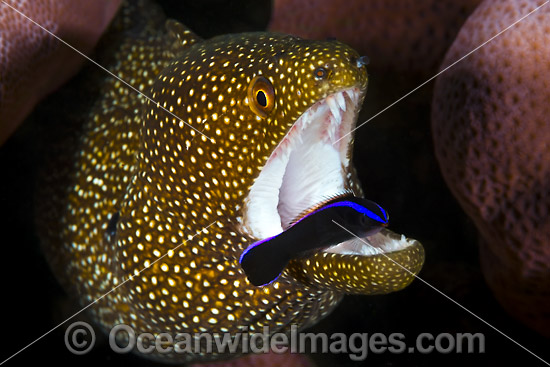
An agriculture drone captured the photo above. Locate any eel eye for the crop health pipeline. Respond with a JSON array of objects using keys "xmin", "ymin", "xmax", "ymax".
[
  {"xmin": 248, "ymin": 76, "xmax": 275, "ymax": 118},
  {"xmin": 314, "ymin": 67, "xmax": 328, "ymax": 79}
]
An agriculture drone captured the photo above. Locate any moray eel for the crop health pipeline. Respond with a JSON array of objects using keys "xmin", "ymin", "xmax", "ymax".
[
  {"xmin": 36, "ymin": 0, "xmax": 424, "ymax": 363},
  {"xmin": 240, "ymin": 195, "xmax": 389, "ymax": 286}
]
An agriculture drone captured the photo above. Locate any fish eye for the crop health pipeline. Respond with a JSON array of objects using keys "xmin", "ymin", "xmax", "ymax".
[
  {"xmin": 247, "ymin": 76, "xmax": 275, "ymax": 118},
  {"xmin": 314, "ymin": 67, "xmax": 328, "ymax": 79}
]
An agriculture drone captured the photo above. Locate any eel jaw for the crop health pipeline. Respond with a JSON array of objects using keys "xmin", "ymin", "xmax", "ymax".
[
  {"xmin": 244, "ymin": 87, "xmax": 362, "ymax": 238},
  {"xmin": 242, "ymin": 86, "xmax": 424, "ymax": 294}
]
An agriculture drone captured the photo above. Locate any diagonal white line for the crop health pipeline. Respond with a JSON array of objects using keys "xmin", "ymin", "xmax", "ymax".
[
  {"xmin": 0, "ymin": 0, "xmax": 214, "ymax": 143},
  {"xmin": 0, "ymin": 220, "xmax": 219, "ymax": 365},
  {"xmin": 333, "ymin": 0, "xmax": 549, "ymax": 145},
  {"xmin": 187, "ymin": 118, "xmax": 208, "ymax": 149},
  {"xmin": 331, "ymin": 220, "xmax": 550, "ymax": 367},
  {"xmin": 1, "ymin": 0, "xmax": 548, "ymax": 365},
  {"xmin": 0, "ymin": 1, "xmax": 219, "ymax": 363}
]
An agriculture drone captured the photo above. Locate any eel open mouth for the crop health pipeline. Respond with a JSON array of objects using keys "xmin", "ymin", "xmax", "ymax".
[{"xmin": 243, "ymin": 87, "xmax": 424, "ymax": 295}]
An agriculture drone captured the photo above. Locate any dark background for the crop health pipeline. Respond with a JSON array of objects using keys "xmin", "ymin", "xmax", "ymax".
[{"xmin": 0, "ymin": 1, "xmax": 548, "ymax": 366}]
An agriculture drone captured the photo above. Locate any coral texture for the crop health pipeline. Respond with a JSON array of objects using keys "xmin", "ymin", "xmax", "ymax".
[
  {"xmin": 0, "ymin": 0, "xmax": 122, "ymax": 144},
  {"xmin": 432, "ymin": 0, "xmax": 550, "ymax": 336},
  {"xmin": 269, "ymin": 0, "xmax": 482, "ymax": 76}
]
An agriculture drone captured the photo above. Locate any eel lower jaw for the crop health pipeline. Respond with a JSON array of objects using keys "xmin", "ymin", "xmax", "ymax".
[{"xmin": 324, "ymin": 228, "xmax": 418, "ymax": 256}]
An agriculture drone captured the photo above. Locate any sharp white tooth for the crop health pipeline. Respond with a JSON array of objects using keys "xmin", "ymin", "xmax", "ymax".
[
  {"xmin": 300, "ymin": 112, "xmax": 309, "ymax": 130},
  {"xmin": 327, "ymin": 97, "xmax": 340, "ymax": 119},
  {"xmin": 336, "ymin": 92, "xmax": 346, "ymax": 111},
  {"xmin": 328, "ymin": 119, "xmax": 335, "ymax": 141},
  {"xmin": 337, "ymin": 105, "xmax": 344, "ymax": 124},
  {"xmin": 346, "ymin": 90, "xmax": 356, "ymax": 104},
  {"xmin": 329, "ymin": 115, "xmax": 336, "ymax": 130}
]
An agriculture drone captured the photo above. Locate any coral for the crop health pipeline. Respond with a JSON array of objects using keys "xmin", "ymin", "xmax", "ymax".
[
  {"xmin": 0, "ymin": 0, "xmax": 122, "ymax": 145},
  {"xmin": 432, "ymin": 0, "xmax": 550, "ymax": 336},
  {"xmin": 269, "ymin": 0, "xmax": 482, "ymax": 76}
]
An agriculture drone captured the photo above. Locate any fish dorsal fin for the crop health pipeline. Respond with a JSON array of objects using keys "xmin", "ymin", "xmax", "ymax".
[
  {"xmin": 287, "ymin": 190, "xmax": 356, "ymax": 228},
  {"xmin": 166, "ymin": 19, "xmax": 202, "ymax": 50}
]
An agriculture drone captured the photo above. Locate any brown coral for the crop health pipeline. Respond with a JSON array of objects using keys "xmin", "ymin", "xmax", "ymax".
[
  {"xmin": 432, "ymin": 0, "xmax": 550, "ymax": 336},
  {"xmin": 269, "ymin": 0, "xmax": 482, "ymax": 76},
  {"xmin": 0, "ymin": 0, "xmax": 122, "ymax": 145}
]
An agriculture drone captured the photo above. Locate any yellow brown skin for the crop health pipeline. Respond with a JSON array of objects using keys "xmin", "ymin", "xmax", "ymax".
[
  {"xmin": 37, "ymin": 1, "xmax": 424, "ymax": 363},
  {"xmin": 289, "ymin": 231, "xmax": 424, "ymax": 295}
]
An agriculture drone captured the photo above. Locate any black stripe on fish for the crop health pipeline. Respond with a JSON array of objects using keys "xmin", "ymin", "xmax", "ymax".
[{"xmin": 239, "ymin": 196, "xmax": 389, "ymax": 286}]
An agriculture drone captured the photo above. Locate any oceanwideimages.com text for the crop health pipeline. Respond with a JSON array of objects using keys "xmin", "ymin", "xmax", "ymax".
[{"xmin": 65, "ymin": 321, "xmax": 485, "ymax": 360}]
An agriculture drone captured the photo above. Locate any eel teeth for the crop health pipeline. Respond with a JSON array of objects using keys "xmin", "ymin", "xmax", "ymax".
[
  {"xmin": 345, "ymin": 89, "xmax": 358, "ymax": 104},
  {"xmin": 327, "ymin": 97, "xmax": 341, "ymax": 121},
  {"xmin": 336, "ymin": 92, "xmax": 347, "ymax": 112},
  {"xmin": 299, "ymin": 110, "xmax": 309, "ymax": 131}
]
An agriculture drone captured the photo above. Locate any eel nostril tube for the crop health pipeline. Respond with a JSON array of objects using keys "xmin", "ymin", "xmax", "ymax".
[{"xmin": 356, "ymin": 55, "xmax": 369, "ymax": 68}]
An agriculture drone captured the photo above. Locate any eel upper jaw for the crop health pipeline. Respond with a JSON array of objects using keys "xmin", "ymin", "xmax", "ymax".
[{"xmin": 243, "ymin": 86, "xmax": 415, "ymax": 257}]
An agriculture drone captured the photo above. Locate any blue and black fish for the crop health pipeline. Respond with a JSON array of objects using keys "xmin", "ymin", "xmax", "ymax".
[{"xmin": 240, "ymin": 196, "xmax": 389, "ymax": 286}]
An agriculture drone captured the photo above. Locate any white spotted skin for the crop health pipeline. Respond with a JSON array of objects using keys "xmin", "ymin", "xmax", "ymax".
[{"xmin": 36, "ymin": 1, "xmax": 368, "ymax": 363}]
